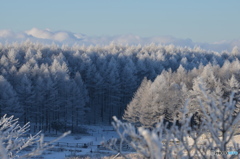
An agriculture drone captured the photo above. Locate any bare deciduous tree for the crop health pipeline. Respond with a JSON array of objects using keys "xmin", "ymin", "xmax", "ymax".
[{"xmin": 0, "ymin": 115, "xmax": 70, "ymax": 159}]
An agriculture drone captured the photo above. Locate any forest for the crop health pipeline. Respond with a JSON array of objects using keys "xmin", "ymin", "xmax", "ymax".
[{"xmin": 0, "ymin": 41, "xmax": 240, "ymax": 133}]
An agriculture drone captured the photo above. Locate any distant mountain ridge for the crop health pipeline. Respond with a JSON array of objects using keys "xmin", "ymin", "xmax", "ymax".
[{"xmin": 0, "ymin": 28, "xmax": 239, "ymax": 52}]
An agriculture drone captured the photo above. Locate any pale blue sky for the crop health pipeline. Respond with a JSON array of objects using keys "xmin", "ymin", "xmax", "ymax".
[{"xmin": 0, "ymin": 0, "xmax": 239, "ymax": 43}]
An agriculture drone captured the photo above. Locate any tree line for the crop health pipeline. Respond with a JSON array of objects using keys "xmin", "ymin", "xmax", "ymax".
[
  {"xmin": 0, "ymin": 42, "xmax": 239, "ymax": 132},
  {"xmin": 124, "ymin": 61, "xmax": 240, "ymax": 128}
]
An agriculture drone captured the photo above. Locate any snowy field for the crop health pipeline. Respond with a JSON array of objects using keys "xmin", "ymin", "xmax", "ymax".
[
  {"xmin": 32, "ymin": 125, "xmax": 122, "ymax": 159},
  {"xmin": 28, "ymin": 126, "xmax": 240, "ymax": 159},
  {"xmin": 37, "ymin": 134, "xmax": 240, "ymax": 159}
]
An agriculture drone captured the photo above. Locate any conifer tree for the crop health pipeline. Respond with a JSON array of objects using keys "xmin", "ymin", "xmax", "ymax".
[
  {"xmin": 123, "ymin": 77, "xmax": 152, "ymax": 126},
  {"xmin": 0, "ymin": 75, "xmax": 22, "ymax": 117},
  {"xmin": 15, "ymin": 74, "xmax": 34, "ymax": 124}
]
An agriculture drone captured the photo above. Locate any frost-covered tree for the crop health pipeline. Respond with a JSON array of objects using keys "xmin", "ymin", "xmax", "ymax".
[
  {"xmin": 49, "ymin": 59, "xmax": 71, "ymax": 130},
  {"xmin": 64, "ymin": 78, "xmax": 88, "ymax": 132},
  {"xmin": 224, "ymin": 74, "xmax": 240, "ymax": 116},
  {"xmin": 124, "ymin": 70, "xmax": 187, "ymax": 128},
  {"xmin": 0, "ymin": 55, "xmax": 10, "ymax": 70},
  {"xmin": 232, "ymin": 46, "xmax": 240, "ymax": 57},
  {"xmin": 0, "ymin": 75, "xmax": 22, "ymax": 117},
  {"xmin": 15, "ymin": 74, "xmax": 34, "ymax": 124},
  {"xmin": 174, "ymin": 64, "xmax": 187, "ymax": 84},
  {"xmin": 151, "ymin": 73, "xmax": 187, "ymax": 125},
  {"xmin": 200, "ymin": 63, "xmax": 217, "ymax": 91},
  {"xmin": 107, "ymin": 89, "xmax": 240, "ymax": 159},
  {"xmin": 42, "ymin": 75, "xmax": 56, "ymax": 132},
  {"xmin": 188, "ymin": 77, "xmax": 211, "ymax": 115},
  {"xmin": 104, "ymin": 57, "xmax": 121, "ymax": 124},
  {"xmin": 224, "ymin": 74, "xmax": 240, "ymax": 94},
  {"xmin": 2, "ymin": 42, "xmax": 240, "ymax": 127},
  {"xmin": 219, "ymin": 60, "xmax": 232, "ymax": 81},
  {"xmin": 120, "ymin": 58, "xmax": 137, "ymax": 116},
  {"xmin": 138, "ymin": 82, "xmax": 156, "ymax": 128},
  {"xmin": 123, "ymin": 77, "xmax": 153, "ymax": 127},
  {"xmin": 74, "ymin": 72, "xmax": 88, "ymax": 125},
  {"xmin": 7, "ymin": 48, "xmax": 20, "ymax": 68},
  {"xmin": 84, "ymin": 61, "xmax": 105, "ymax": 124},
  {"xmin": 0, "ymin": 114, "xmax": 70, "ymax": 159},
  {"xmin": 33, "ymin": 76, "xmax": 45, "ymax": 131}
]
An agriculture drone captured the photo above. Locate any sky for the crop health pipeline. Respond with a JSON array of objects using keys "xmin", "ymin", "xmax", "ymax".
[{"xmin": 0, "ymin": 0, "xmax": 240, "ymax": 43}]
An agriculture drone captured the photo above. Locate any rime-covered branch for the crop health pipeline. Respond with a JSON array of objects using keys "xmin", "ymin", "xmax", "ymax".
[
  {"xmin": 0, "ymin": 115, "xmax": 70, "ymax": 159},
  {"xmin": 108, "ymin": 89, "xmax": 240, "ymax": 159}
]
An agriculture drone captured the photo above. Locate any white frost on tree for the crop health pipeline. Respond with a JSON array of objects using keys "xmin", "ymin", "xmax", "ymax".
[
  {"xmin": 123, "ymin": 77, "xmax": 152, "ymax": 127},
  {"xmin": 0, "ymin": 115, "xmax": 70, "ymax": 159},
  {"xmin": 107, "ymin": 88, "xmax": 240, "ymax": 159}
]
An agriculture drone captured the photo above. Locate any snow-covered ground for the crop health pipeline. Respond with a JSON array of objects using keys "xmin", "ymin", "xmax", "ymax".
[
  {"xmin": 33, "ymin": 125, "xmax": 120, "ymax": 159},
  {"xmin": 28, "ymin": 126, "xmax": 240, "ymax": 159}
]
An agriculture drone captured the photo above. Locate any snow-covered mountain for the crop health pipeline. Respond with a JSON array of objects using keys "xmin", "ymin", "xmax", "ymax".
[{"xmin": 0, "ymin": 28, "xmax": 239, "ymax": 52}]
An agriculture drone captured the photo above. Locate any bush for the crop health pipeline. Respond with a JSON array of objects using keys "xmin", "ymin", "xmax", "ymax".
[
  {"xmin": 106, "ymin": 91, "xmax": 240, "ymax": 159},
  {"xmin": 0, "ymin": 115, "xmax": 70, "ymax": 159}
]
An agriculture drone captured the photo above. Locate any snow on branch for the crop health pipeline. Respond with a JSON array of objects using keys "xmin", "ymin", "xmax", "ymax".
[
  {"xmin": 0, "ymin": 114, "xmax": 70, "ymax": 159},
  {"xmin": 106, "ymin": 89, "xmax": 240, "ymax": 159}
]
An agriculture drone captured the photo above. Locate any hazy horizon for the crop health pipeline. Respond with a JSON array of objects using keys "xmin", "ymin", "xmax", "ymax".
[{"xmin": 1, "ymin": 0, "xmax": 240, "ymax": 43}]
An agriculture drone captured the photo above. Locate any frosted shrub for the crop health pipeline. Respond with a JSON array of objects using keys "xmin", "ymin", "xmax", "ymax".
[
  {"xmin": 0, "ymin": 115, "xmax": 70, "ymax": 159},
  {"xmin": 107, "ymin": 91, "xmax": 240, "ymax": 159}
]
